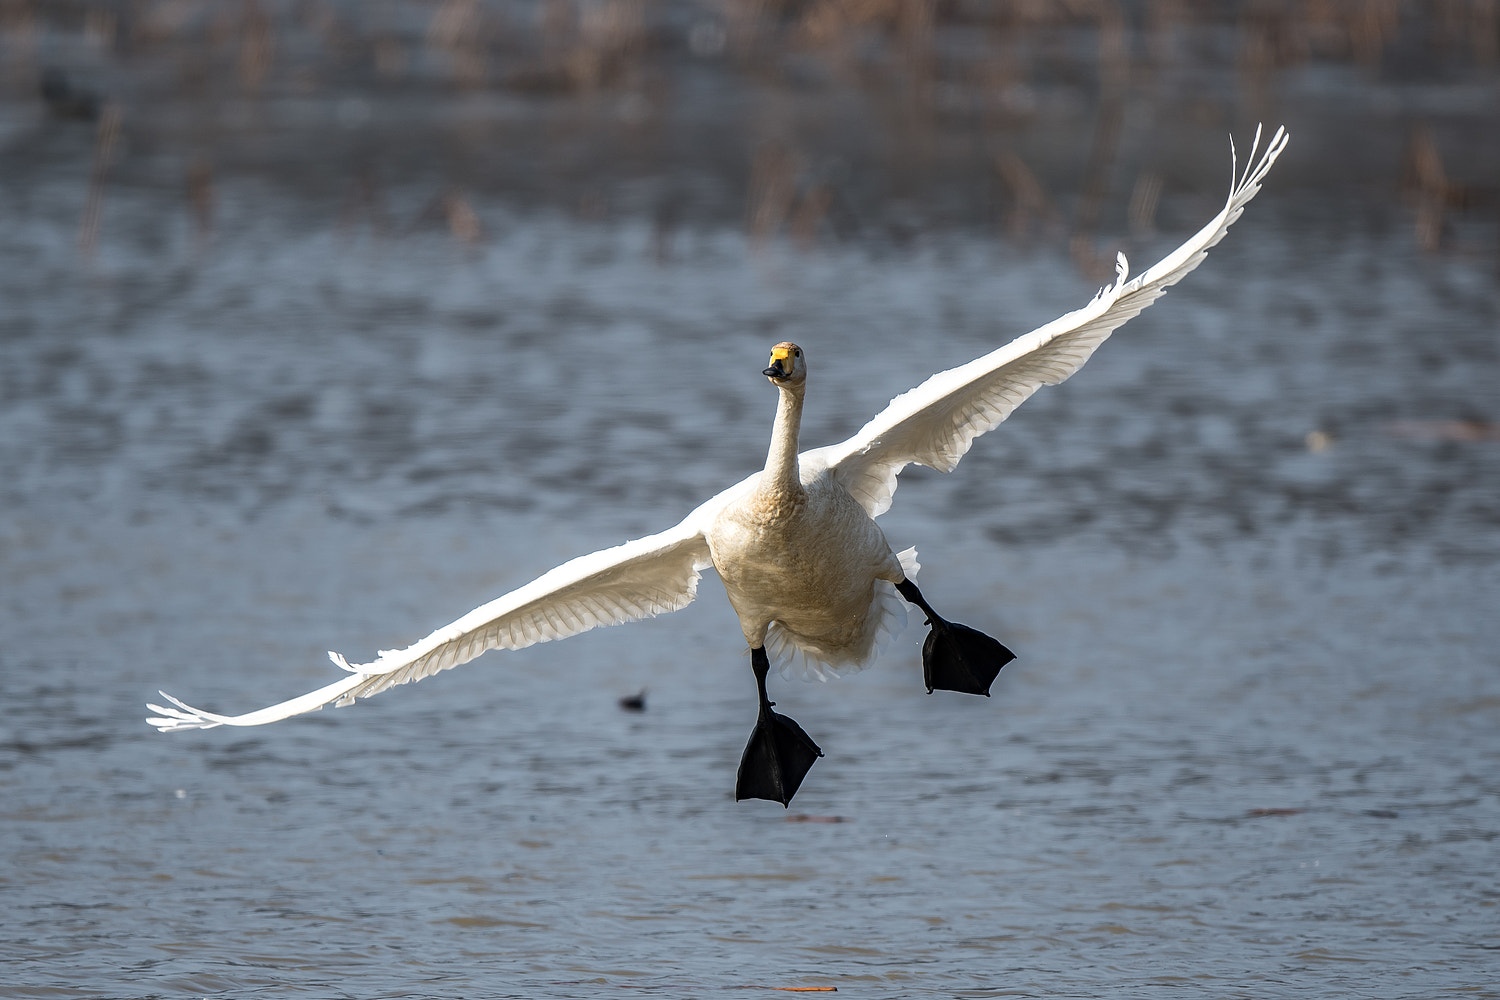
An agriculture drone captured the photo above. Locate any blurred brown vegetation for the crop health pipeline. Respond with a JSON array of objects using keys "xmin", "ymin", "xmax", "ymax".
[{"xmin": 2, "ymin": 0, "xmax": 1496, "ymax": 266}]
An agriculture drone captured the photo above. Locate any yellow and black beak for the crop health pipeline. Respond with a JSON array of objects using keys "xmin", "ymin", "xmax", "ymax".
[{"xmin": 763, "ymin": 347, "xmax": 792, "ymax": 380}]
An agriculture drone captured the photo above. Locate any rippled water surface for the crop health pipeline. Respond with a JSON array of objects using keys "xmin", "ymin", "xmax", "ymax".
[{"xmin": 3, "ymin": 108, "xmax": 1499, "ymax": 1000}]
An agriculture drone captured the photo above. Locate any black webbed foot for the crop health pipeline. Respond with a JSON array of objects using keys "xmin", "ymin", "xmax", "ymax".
[
  {"xmin": 921, "ymin": 620, "xmax": 1015, "ymax": 696},
  {"xmin": 735, "ymin": 646, "xmax": 823, "ymax": 806},
  {"xmin": 736, "ymin": 704, "xmax": 823, "ymax": 806},
  {"xmin": 897, "ymin": 578, "xmax": 1016, "ymax": 696}
]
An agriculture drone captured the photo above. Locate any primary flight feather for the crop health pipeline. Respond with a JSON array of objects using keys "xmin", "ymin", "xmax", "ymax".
[{"xmin": 150, "ymin": 126, "xmax": 1288, "ymax": 804}]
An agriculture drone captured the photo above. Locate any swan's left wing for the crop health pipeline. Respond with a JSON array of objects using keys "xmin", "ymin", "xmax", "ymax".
[
  {"xmin": 804, "ymin": 125, "xmax": 1288, "ymax": 517},
  {"xmin": 147, "ymin": 515, "xmax": 715, "ymax": 731}
]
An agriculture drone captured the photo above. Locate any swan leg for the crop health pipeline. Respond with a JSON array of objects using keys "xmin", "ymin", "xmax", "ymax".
[
  {"xmin": 896, "ymin": 579, "xmax": 1016, "ymax": 696},
  {"xmin": 735, "ymin": 646, "xmax": 823, "ymax": 806}
]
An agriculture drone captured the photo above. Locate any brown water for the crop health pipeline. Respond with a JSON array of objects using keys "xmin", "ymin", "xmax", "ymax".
[{"xmin": 3, "ymin": 8, "xmax": 1499, "ymax": 998}]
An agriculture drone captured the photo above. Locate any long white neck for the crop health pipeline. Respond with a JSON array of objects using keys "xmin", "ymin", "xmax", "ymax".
[{"xmin": 762, "ymin": 384, "xmax": 805, "ymax": 498}]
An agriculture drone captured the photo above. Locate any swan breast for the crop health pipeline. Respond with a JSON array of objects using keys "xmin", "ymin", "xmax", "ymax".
[{"xmin": 707, "ymin": 469, "xmax": 903, "ymax": 654}]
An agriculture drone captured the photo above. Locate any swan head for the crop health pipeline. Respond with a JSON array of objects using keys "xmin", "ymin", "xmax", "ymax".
[{"xmin": 763, "ymin": 342, "xmax": 806, "ymax": 387}]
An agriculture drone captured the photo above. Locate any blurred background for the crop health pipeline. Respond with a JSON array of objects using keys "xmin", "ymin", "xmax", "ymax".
[
  {"xmin": 2, "ymin": 3, "xmax": 1498, "ymax": 998},
  {"xmin": 4, "ymin": 1, "xmax": 1498, "ymax": 260}
]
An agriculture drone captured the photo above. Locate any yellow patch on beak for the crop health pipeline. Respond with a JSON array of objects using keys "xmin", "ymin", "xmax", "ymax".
[{"xmin": 770, "ymin": 347, "xmax": 791, "ymax": 362}]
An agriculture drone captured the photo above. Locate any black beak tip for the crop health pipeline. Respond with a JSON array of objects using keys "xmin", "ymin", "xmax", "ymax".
[{"xmin": 763, "ymin": 365, "xmax": 784, "ymax": 379}]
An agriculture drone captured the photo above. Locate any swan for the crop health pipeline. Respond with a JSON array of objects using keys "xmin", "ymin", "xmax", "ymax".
[{"xmin": 149, "ymin": 125, "xmax": 1288, "ymax": 805}]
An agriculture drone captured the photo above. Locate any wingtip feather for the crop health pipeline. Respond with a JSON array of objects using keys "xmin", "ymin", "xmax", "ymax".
[
  {"xmin": 146, "ymin": 691, "xmax": 225, "ymax": 732},
  {"xmin": 1229, "ymin": 123, "xmax": 1289, "ymax": 205}
]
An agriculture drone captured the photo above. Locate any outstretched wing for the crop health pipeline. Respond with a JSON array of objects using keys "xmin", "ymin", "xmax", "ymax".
[
  {"xmin": 803, "ymin": 125, "xmax": 1289, "ymax": 517},
  {"xmin": 148, "ymin": 516, "xmax": 714, "ymax": 731}
]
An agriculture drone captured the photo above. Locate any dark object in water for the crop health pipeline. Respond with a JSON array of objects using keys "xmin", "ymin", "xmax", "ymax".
[
  {"xmin": 40, "ymin": 69, "xmax": 100, "ymax": 122},
  {"xmin": 618, "ymin": 689, "xmax": 647, "ymax": 712}
]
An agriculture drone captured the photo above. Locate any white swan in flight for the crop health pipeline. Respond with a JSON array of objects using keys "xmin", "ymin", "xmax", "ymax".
[{"xmin": 150, "ymin": 126, "xmax": 1288, "ymax": 805}]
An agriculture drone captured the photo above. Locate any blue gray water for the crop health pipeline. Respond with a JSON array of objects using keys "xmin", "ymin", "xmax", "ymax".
[{"xmin": 3, "ymin": 141, "xmax": 1499, "ymax": 996}]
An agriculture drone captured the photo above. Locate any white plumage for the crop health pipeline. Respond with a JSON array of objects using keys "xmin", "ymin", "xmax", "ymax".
[{"xmin": 148, "ymin": 125, "xmax": 1287, "ymax": 734}]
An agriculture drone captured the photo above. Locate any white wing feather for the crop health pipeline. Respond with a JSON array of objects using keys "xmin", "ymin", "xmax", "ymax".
[
  {"xmin": 803, "ymin": 125, "xmax": 1289, "ymax": 517},
  {"xmin": 147, "ymin": 515, "xmax": 714, "ymax": 731}
]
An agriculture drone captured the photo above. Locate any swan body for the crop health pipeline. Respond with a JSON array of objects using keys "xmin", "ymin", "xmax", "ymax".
[
  {"xmin": 149, "ymin": 126, "xmax": 1289, "ymax": 801},
  {"xmin": 710, "ymin": 470, "xmax": 907, "ymax": 667},
  {"xmin": 708, "ymin": 357, "xmax": 911, "ymax": 673}
]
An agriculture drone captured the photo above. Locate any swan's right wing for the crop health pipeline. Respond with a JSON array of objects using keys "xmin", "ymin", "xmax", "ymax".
[{"xmin": 148, "ymin": 515, "xmax": 715, "ymax": 731}]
